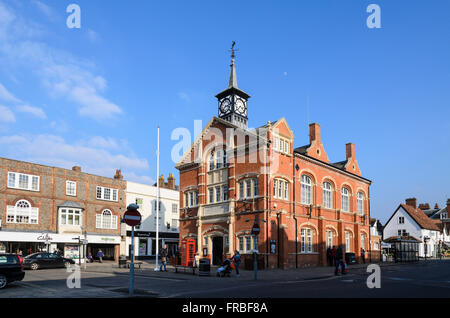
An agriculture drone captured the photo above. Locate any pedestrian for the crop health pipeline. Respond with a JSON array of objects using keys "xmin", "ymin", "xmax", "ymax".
[
  {"xmin": 232, "ymin": 250, "xmax": 241, "ymax": 277},
  {"xmin": 160, "ymin": 244, "xmax": 168, "ymax": 272},
  {"xmin": 97, "ymin": 249, "xmax": 104, "ymax": 263},
  {"xmin": 326, "ymin": 247, "xmax": 332, "ymax": 266},
  {"xmin": 87, "ymin": 253, "xmax": 94, "ymax": 263},
  {"xmin": 331, "ymin": 246, "xmax": 336, "ymax": 266},
  {"xmin": 361, "ymin": 248, "xmax": 366, "ymax": 264},
  {"xmin": 334, "ymin": 245, "xmax": 346, "ymax": 276}
]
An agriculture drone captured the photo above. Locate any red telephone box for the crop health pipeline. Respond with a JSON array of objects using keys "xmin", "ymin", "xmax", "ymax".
[{"xmin": 180, "ymin": 238, "xmax": 195, "ymax": 267}]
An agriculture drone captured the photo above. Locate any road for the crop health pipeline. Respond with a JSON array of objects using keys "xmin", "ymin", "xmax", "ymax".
[{"xmin": 1, "ymin": 260, "xmax": 449, "ymax": 298}]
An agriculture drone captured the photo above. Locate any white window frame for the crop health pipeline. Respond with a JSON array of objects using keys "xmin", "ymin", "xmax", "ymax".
[
  {"xmin": 7, "ymin": 172, "xmax": 40, "ymax": 192},
  {"xmin": 301, "ymin": 228, "xmax": 313, "ymax": 253},
  {"xmin": 209, "ymin": 188, "xmax": 214, "ymax": 204},
  {"xmin": 345, "ymin": 232, "xmax": 351, "ymax": 252},
  {"xmin": 66, "ymin": 180, "xmax": 77, "ymax": 196},
  {"xmin": 301, "ymin": 175, "xmax": 312, "ymax": 205},
  {"xmin": 326, "ymin": 230, "xmax": 333, "ymax": 248},
  {"xmin": 323, "ymin": 182, "xmax": 332, "ymax": 209},
  {"xmin": 6, "ymin": 200, "xmax": 39, "ymax": 224},
  {"xmin": 238, "ymin": 237, "xmax": 244, "ymax": 252},
  {"xmin": 172, "ymin": 203, "xmax": 178, "ymax": 214},
  {"xmin": 245, "ymin": 236, "xmax": 252, "ymax": 252},
  {"xmin": 96, "ymin": 209, "xmax": 117, "ymax": 229},
  {"xmin": 357, "ymin": 192, "xmax": 364, "ymax": 215},
  {"xmin": 341, "ymin": 188, "xmax": 350, "ymax": 212},
  {"xmin": 96, "ymin": 186, "xmax": 118, "ymax": 202},
  {"xmin": 60, "ymin": 208, "xmax": 81, "ymax": 226},
  {"xmin": 398, "ymin": 216, "xmax": 405, "ymax": 224}
]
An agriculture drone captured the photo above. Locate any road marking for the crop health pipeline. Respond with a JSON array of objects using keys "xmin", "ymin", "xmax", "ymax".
[
  {"xmin": 16, "ymin": 281, "xmax": 59, "ymax": 293},
  {"xmin": 388, "ymin": 277, "xmax": 413, "ymax": 281}
]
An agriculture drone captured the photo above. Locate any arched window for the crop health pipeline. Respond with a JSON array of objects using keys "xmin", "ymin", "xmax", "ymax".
[
  {"xmin": 341, "ymin": 187, "xmax": 350, "ymax": 212},
  {"xmin": 345, "ymin": 231, "xmax": 351, "ymax": 252},
  {"xmin": 301, "ymin": 175, "xmax": 312, "ymax": 205},
  {"xmin": 357, "ymin": 192, "xmax": 365, "ymax": 215},
  {"xmin": 96, "ymin": 209, "xmax": 117, "ymax": 229},
  {"xmin": 6, "ymin": 200, "xmax": 39, "ymax": 224},
  {"xmin": 323, "ymin": 182, "xmax": 333, "ymax": 209},
  {"xmin": 301, "ymin": 228, "xmax": 314, "ymax": 253}
]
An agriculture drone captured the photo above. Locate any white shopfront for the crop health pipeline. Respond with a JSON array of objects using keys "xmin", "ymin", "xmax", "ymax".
[{"xmin": 0, "ymin": 230, "xmax": 121, "ymax": 261}]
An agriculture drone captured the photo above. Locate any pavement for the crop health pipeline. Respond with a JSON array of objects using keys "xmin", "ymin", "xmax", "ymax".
[{"xmin": 1, "ymin": 259, "xmax": 449, "ymax": 298}]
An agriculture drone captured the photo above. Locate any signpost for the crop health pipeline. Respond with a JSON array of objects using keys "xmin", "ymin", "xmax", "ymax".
[{"xmin": 124, "ymin": 204, "xmax": 142, "ymax": 297}]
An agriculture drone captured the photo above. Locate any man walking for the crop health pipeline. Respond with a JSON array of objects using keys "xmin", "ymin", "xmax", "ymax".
[
  {"xmin": 97, "ymin": 249, "xmax": 104, "ymax": 263},
  {"xmin": 160, "ymin": 244, "xmax": 168, "ymax": 272},
  {"xmin": 361, "ymin": 248, "xmax": 366, "ymax": 264},
  {"xmin": 232, "ymin": 250, "xmax": 241, "ymax": 278},
  {"xmin": 334, "ymin": 245, "xmax": 346, "ymax": 276}
]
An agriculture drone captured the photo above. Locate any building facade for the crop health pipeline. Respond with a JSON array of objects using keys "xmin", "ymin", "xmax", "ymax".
[
  {"xmin": 383, "ymin": 198, "xmax": 450, "ymax": 258},
  {"xmin": 125, "ymin": 175, "xmax": 180, "ymax": 259},
  {"xmin": 176, "ymin": 51, "xmax": 372, "ymax": 269},
  {"xmin": 0, "ymin": 157, "xmax": 126, "ymax": 261}
]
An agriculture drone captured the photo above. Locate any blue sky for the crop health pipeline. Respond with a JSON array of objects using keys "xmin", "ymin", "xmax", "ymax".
[{"xmin": 0, "ymin": 0, "xmax": 449, "ymax": 223}]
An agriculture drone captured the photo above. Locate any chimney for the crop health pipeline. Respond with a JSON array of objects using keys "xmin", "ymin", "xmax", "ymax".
[
  {"xmin": 447, "ymin": 199, "xmax": 450, "ymax": 213},
  {"xmin": 419, "ymin": 203, "xmax": 430, "ymax": 210},
  {"xmin": 167, "ymin": 173, "xmax": 175, "ymax": 190},
  {"xmin": 309, "ymin": 123, "xmax": 321, "ymax": 144},
  {"xmin": 405, "ymin": 198, "xmax": 417, "ymax": 209},
  {"xmin": 72, "ymin": 166, "xmax": 81, "ymax": 172},
  {"xmin": 158, "ymin": 175, "xmax": 165, "ymax": 188},
  {"xmin": 346, "ymin": 143, "xmax": 355, "ymax": 160},
  {"xmin": 435, "ymin": 203, "xmax": 440, "ymax": 209},
  {"xmin": 114, "ymin": 169, "xmax": 123, "ymax": 180}
]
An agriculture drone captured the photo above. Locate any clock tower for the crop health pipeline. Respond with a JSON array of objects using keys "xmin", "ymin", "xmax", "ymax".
[{"xmin": 216, "ymin": 42, "xmax": 250, "ymax": 129}]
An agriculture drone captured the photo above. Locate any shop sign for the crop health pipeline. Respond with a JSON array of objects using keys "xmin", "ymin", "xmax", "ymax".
[
  {"xmin": 101, "ymin": 237, "xmax": 116, "ymax": 242},
  {"xmin": 37, "ymin": 233, "xmax": 53, "ymax": 242}
]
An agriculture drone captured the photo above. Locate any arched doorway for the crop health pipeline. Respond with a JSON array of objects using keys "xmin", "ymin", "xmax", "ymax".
[{"xmin": 212, "ymin": 236, "xmax": 224, "ymax": 265}]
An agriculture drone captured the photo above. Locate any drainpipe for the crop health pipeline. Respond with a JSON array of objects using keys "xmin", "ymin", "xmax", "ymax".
[
  {"xmin": 265, "ymin": 140, "xmax": 271, "ymax": 269},
  {"xmin": 277, "ymin": 211, "xmax": 281, "ymax": 269}
]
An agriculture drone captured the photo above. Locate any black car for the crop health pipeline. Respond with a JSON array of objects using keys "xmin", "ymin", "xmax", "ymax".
[
  {"xmin": 23, "ymin": 252, "xmax": 75, "ymax": 270},
  {"xmin": 0, "ymin": 254, "xmax": 25, "ymax": 289}
]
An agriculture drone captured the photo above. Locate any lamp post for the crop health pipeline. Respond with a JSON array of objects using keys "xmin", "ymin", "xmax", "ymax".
[
  {"xmin": 424, "ymin": 236, "xmax": 430, "ymax": 261},
  {"xmin": 245, "ymin": 217, "xmax": 266, "ymax": 280}
]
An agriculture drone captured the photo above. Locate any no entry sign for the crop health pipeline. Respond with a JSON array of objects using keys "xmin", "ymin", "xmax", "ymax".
[
  {"xmin": 251, "ymin": 223, "xmax": 260, "ymax": 236},
  {"xmin": 123, "ymin": 209, "xmax": 141, "ymax": 227}
]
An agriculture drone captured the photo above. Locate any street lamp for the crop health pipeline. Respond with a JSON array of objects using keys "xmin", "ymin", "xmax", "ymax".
[
  {"xmin": 245, "ymin": 217, "xmax": 266, "ymax": 280},
  {"xmin": 424, "ymin": 236, "xmax": 430, "ymax": 261}
]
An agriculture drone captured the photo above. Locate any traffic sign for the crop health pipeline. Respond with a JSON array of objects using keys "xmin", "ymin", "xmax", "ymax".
[
  {"xmin": 251, "ymin": 223, "xmax": 260, "ymax": 236},
  {"xmin": 123, "ymin": 209, "xmax": 141, "ymax": 227}
]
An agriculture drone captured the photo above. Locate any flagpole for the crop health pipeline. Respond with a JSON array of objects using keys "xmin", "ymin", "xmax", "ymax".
[{"xmin": 155, "ymin": 126, "xmax": 160, "ymax": 271}]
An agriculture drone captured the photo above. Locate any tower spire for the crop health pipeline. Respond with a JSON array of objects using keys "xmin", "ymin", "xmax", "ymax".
[{"xmin": 228, "ymin": 41, "xmax": 238, "ymax": 88}]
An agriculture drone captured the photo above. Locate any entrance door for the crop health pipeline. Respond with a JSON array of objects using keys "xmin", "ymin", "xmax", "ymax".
[{"xmin": 212, "ymin": 237, "xmax": 223, "ymax": 265}]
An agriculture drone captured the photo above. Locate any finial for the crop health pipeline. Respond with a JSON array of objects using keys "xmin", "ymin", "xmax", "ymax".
[{"xmin": 230, "ymin": 41, "xmax": 238, "ymax": 61}]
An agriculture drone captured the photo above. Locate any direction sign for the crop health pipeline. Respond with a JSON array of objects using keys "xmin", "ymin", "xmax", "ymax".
[
  {"xmin": 251, "ymin": 223, "xmax": 260, "ymax": 236},
  {"xmin": 123, "ymin": 209, "xmax": 141, "ymax": 227}
]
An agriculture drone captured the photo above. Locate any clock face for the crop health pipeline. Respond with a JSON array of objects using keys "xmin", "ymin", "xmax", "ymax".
[
  {"xmin": 235, "ymin": 98, "xmax": 246, "ymax": 116},
  {"xmin": 219, "ymin": 98, "xmax": 232, "ymax": 116}
]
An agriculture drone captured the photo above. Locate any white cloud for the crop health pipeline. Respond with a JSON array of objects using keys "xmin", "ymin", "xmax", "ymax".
[
  {"xmin": 178, "ymin": 92, "xmax": 191, "ymax": 102},
  {"xmin": 31, "ymin": 0, "xmax": 55, "ymax": 19},
  {"xmin": 16, "ymin": 104, "xmax": 46, "ymax": 119},
  {"xmin": 0, "ymin": 134, "xmax": 149, "ymax": 177},
  {"xmin": 0, "ymin": 2, "xmax": 123, "ymax": 121},
  {"xmin": 0, "ymin": 105, "xmax": 15, "ymax": 122},
  {"xmin": 124, "ymin": 172, "xmax": 155, "ymax": 186},
  {"xmin": 0, "ymin": 82, "xmax": 21, "ymax": 103},
  {"xmin": 86, "ymin": 136, "xmax": 120, "ymax": 150}
]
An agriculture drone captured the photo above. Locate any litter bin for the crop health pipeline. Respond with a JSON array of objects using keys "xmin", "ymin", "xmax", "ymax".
[
  {"xmin": 345, "ymin": 253, "xmax": 356, "ymax": 265},
  {"xmin": 118, "ymin": 255, "xmax": 127, "ymax": 268},
  {"xmin": 198, "ymin": 258, "xmax": 210, "ymax": 276}
]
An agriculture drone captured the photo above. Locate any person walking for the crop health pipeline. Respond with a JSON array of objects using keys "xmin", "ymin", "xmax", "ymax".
[
  {"xmin": 97, "ymin": 249, "xmax": 104, "ymax": 263},
  {"xmin": 334, "ymin": 245, "xmax": 346, "ymax": 276},
  {"xmin": 361, "ymin": 248, "xmax": 366, "ymax": 264},
  {"xmin": 232, "ymin": 250, "xmax": 241, "ymax": 278},
  {"xmin": 160, "ymin": 244, "xmax": 168, "ymax": 272},
  {"xmin": 331, "ymin": 246, "xmax": 336, "ymax": 266},
  {"xmin": 326, "ymin": 247, "xmax": 332, "ymax": 266}
]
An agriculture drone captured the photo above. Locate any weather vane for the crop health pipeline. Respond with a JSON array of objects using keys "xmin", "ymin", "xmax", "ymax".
[{"xmin": 230, "ymin": 41, "xmax": 239, "ymax": 60}]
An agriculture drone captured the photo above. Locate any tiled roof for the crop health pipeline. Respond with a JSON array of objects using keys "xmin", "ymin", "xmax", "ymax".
[
  {"xmin": 57, "ymin": 201, "xmax": 83, "ymax": 209},
  {"xmin": 384, "ymin": 235, "xmax": 422, "ymax": 243},
  {"xmin": 331, "ymin": 160, "xmax": 348, "ymax": 170},
  {"xmin": 293, "ymin": 145, "xmax": 310, "ymax": 155},
  {"xmin": 400, "ymin": 204, "xmax": 442, "ymax": 231}
]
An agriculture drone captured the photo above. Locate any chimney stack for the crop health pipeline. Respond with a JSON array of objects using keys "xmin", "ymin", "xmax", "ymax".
[
  {"xmin": 405, "ymin": 198, "xmax": 417, "ymax": 209},
  {"xmin": 435, "ymin": 203, "xmax": 440, "ymax": 209},
  {"xmin": 72, "ymin": 166, "xmax": 81, "ymax": 172},
  {"xmin": 346, "ymin": 143, "xmax": 355, "ymax": 160},
  {"xmin": 167, "ymin": 173, "xmax": 175, "ymax": 190},
  {"xmin": 114, "ymin": 169, "xmax": 123, "ymax": 180},
  {"xmin": 158, "ymin": 175, "xmax": 165, "ymax": 188},
  {"xmin": 419, "ymin": 203, "xmax": 430, "ymax": 210},
  {"xmin": 309, "ymin": 123, "xmax": 321, "ymax": 144},
  {"xmin": 447, "ymin": 199, "xmax": 450, "ymax": 213}
]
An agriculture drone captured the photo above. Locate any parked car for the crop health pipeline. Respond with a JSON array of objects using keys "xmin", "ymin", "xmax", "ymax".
[
  {"xmin": 0, "ymin": 254, "xmax": 25, "ymax": 289},
  {"xmin": 23, "ymin": 252, "xmax": 75, "ymax": 270}
]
